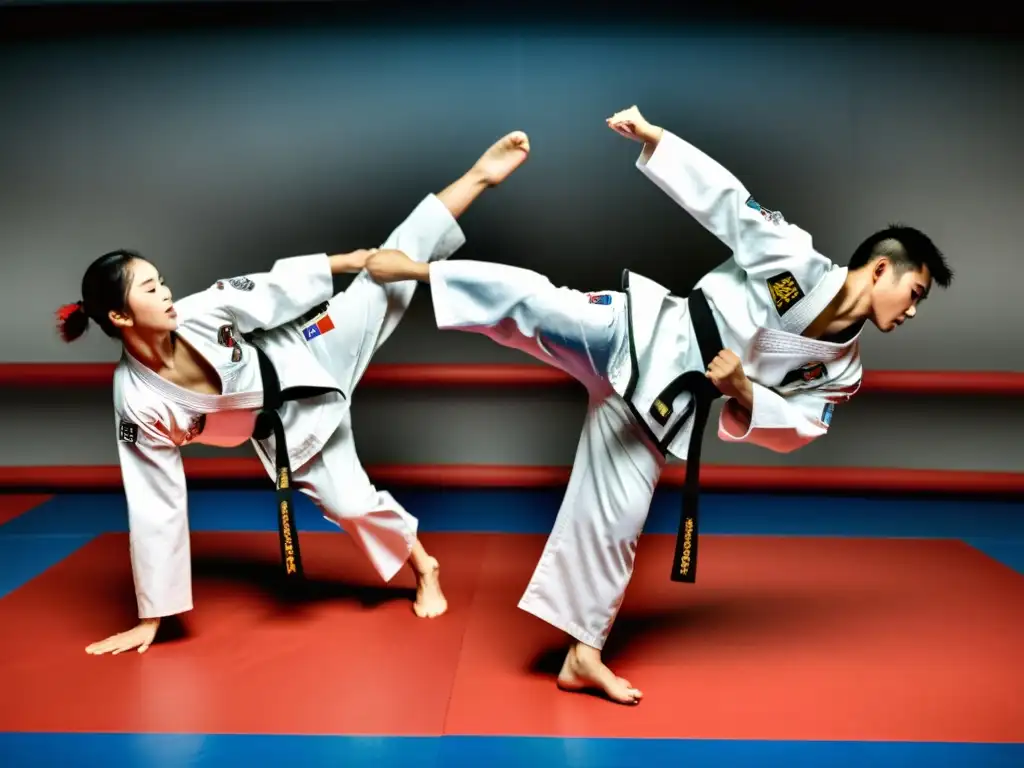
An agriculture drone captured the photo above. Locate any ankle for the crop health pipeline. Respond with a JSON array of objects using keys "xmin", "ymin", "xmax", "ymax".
[{"xmin": 571, "ymin": 642, "xmax": 601, "ymax": 666}]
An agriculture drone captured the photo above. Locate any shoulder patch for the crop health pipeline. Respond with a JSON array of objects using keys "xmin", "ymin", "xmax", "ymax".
[
  {"xmin": 766, "ymin": 270, "xmax": 804, "ymax": 316},
  {"xmin": 228, "ymin": 276, "xmax": 255, "ymax": 291},
  {"xmin": 118, "ymin": 420, "xmax": 138, "ymax": 444},
  {"xmin": 746, "ymin": 195, "xmax": 785, "ymax": 225}
]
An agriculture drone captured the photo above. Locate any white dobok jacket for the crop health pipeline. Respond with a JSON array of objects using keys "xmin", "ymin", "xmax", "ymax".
[
  {"xmin": 608, "ymin": 130, "xmax": 863, "ymax": 460},
  {"xmin": 113, "ymin": 254, "xmax": 343, "ymax": 619}
]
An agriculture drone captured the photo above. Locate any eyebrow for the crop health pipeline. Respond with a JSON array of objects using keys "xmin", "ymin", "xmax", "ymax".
[{"xmin": 138, "ymin": 275, "xmax": 162, "ymax": 288}]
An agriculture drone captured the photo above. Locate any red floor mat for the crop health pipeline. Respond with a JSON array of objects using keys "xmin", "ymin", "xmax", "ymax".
[
  {"xmin": 0, "ymin": 493, "xmax": 51, "ymax": 525},
  {"xmin": 0, "ymin": 531, "xmax": 488, "ymax": 735},
  {"xmin": 1, "ymin": 531, "xmax": 1021, "ymax": 740},
  {"xmin": 443, "ymin": 534, "xmax": 1024, "ymax": 742}
]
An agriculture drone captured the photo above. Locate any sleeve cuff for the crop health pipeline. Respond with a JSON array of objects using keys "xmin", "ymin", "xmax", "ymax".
[
  {"xmin": 635, "ymin": 129, "xmax": 680, "ymax": 176},
  {"xmin": 718, "ymin": 382, "xmax": 791, "ymax": 442}
]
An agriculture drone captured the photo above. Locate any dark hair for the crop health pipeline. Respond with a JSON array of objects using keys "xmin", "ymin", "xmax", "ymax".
[
  {"xmin": 55, "ymin": 249, "xmax": 140, "ymax": 343},
  {"xmin": 847, "ymin": 224, "xmax": 953, "ymax": 288}
]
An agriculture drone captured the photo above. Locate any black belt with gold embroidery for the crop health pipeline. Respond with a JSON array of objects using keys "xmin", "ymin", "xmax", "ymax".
[
  {"xmin": 620, "ymin": 273, "xmax": 724, "ymax": 584},
  {"xmin": 251, "ymin": 342, "xmax": 344, "ymax": 583}
]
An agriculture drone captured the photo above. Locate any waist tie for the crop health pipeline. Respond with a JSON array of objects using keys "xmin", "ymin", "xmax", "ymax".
[
  {"xmin": 251, "ymin": 342, "xmax": 345, "ymax": 582},
  {"xmin": 643, "ymin": 288, "xmax": 725, "ymax": 584}
]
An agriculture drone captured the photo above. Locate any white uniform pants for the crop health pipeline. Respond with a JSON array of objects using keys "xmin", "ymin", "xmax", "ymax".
[
  {"xmin": 430, "ymin": 260, "xmax": 666, "ymax": 649},
  {"xmin": 290, "ymin": 194, "xmax": 465, "ymax": 582}
]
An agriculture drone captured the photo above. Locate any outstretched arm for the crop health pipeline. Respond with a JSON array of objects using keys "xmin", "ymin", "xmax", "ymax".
[
  {"xmin": 607, "ymin": 106, "xmax": 829, "ymax": 286},
  {"xmin": 86, "ymin": 404, "xmax": 191, "ymax": 655}
]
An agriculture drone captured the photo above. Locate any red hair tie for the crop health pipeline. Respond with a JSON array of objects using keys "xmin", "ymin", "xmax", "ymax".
[{"xmin": 56, "ymin": 301, "xmax": 85, "ymax": 342}]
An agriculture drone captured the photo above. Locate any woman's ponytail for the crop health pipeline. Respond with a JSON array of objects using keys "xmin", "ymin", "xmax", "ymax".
[{"xmin": 56, "ymin": 301, "xmax": 90, "ymax": 343}]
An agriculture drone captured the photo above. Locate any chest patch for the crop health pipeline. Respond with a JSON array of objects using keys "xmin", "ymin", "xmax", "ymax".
[
  {"xmin": 118, "ymin": 420, "xmax": 138, "ymax": 444},
  {"xmin": 780, "ymin": 361, "xmax": 828, "ymax": 388},
  {"xmin": 766, "ymin": 270, "xmax": 805, "ymax": 316},
  {"xmin": 218, "ymin": 324, "xmax": 243, "ymax": 362},
  {"xmin": 183, "ymin": 414, "xmax": 206, "ymax": 444}
]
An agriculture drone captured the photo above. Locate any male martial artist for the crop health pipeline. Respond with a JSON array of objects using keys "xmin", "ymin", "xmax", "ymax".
[{"xmin": 365, "ymin": 105, "xmax": 953, "ymax": 704}]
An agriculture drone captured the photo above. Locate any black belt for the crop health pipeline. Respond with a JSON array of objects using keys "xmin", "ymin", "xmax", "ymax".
[
  {"xmin": 251, "ymin": 342, "xmax": 345, "ymax": 582},
  {"xmin": 620, "ymin": 274, "xmax": 724, "ymax": 584}
]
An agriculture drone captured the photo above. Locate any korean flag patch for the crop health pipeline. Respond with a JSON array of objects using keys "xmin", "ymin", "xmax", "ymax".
[
  {"xmin": 228, "ymin": 276, "xmax": 255, "ymax": 291},
  {"xmin": 587, "ymin": 292, "xmax": 612, "ymax": 305},
  {"xmin": 119, "ymin": 420, "xmax": 138, "ymax": 444}
]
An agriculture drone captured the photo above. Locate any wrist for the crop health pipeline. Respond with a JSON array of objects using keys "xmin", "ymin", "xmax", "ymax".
[
  {"xmin": 735, "ymin": 378, "xmax": 755, "ymax": 410},
  {"xmin": 328, "ymin": 251, "xmax": 366, "ymax": 275},
  {"xmin": 640, "ymin": 127, "xmax": 663, "ymax": 161}
]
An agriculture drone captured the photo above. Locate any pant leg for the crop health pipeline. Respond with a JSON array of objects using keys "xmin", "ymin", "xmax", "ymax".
[
  {"xmin": 292, "ymin": 409, "xmax": 418, "ymax": 582},
  {"xmin": 429, "ymin": 259, "xmax": 627, "ymax": 393},
  {"xmin": 303, "ymin": 192, "xmax": 466, "ymax": 395},
  {"xmin": 518, "ymin": 393, "xmax": 665, "ymax": 650}
]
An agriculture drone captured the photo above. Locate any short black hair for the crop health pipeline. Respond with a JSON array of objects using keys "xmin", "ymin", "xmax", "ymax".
[{"xmin": 847, "ymin": 224, "xmax": 953, "ymax": 288}]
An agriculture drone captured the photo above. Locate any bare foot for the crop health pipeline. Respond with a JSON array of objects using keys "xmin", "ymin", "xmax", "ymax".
[
  {"xmin": 473, "ymin": 131, "xmax": 530, "ymax": 186},
  {"xmin": 411, "ymin": 555, "xmax": 448, "ymax": 618},
  {"xmin": 365, "ymin": 249, "xmax": 428, "ymax": 284},
  {"xmin": 556, "ymin": 642, "xmax": 642, "ymax": 705}
]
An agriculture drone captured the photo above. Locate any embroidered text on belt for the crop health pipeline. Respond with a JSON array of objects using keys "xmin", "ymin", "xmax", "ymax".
[
  {"xmin": 621, "ymin": 278, "xmax": 725, "ymax": 584},
  {"xmin": 654, "ymin": 288, "xmax": 724, "ymax": 584},
  {"xmin": 251, "ymin": 343, "xmax": 345, "ymax": 581}
]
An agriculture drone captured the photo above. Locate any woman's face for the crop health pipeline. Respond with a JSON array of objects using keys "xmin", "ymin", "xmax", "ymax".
[{"xmin": 115, "ymin": 258, "xmax": 178, "ymax": 335}]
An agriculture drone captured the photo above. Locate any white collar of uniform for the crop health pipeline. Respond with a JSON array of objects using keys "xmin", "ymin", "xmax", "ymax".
[
  {"xmin": 777, "ymin": 264, "xmax": 849, "ymax": 337},
  {"xmin": 122, "ymin": 329, "xmax": 265, "ymax": 414}
]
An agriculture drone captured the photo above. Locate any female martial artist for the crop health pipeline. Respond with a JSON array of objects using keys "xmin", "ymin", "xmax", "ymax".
[
  {"xmin": 362, "ymin": 106, "xmax": 951, "ymax": 704},
  {"xmin": 59, "ymin": 130, "xmax": 531, "ymax": 656}
]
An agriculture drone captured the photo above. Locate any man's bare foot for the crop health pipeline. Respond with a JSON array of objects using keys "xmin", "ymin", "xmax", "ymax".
[
  {"xmin": 473, "ymin": 131, "xmax": 530, "ymax": 186},
  {"xmin": 408, "ymin": 539, "xmax": 447, "ymax": 618},
  {"xmin": 556, "ymin": 642, "xmax": 642, "ymax": 705},
  {"xmin": 365, "ymin": 249, "xmax": 429, "ymax": 285}
]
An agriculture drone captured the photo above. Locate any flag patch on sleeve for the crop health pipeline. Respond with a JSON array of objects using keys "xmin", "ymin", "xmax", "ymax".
[
  {"xmin": 587, "ymin": 293, "xmax": 612, "ymax": 305},
  {"xmin": 119, "ymin": 420, "xmax": 138, "ymax": 444},
  {"xmin": 302, "ymin": 312, "xmax": 335, "ymax": 341}
]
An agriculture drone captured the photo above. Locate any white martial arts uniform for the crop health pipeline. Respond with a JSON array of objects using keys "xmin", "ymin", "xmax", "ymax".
[
  {"xmin": 428, "ymin": 130, "xmax": 863, "ymax": 649},
  {"xmin": 114, "ymin": 193, "xmax": 465, "ymax": 620}
]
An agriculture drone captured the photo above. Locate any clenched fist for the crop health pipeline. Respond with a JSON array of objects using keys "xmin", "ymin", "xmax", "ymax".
[
  {"xmin": 606, "ymin": 106, "xmax": 664, "ymax": 146},
  {"xmin": 706, "ymin": 349, "xmax": 753, "ymax": 403}
]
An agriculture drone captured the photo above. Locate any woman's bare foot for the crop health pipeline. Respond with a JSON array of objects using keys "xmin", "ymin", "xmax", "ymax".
[
  {"xmin": 408, "ymin": 539, "xmax": 448, "ymax": 618},
  {"xmin": 434, "ymin": 130, "xmax": 531, "ymax": 220},
  {"xmin": 556, "ymin": 642, "xmax": 642, "ymax": 705},
  {"xmin": 472, "ymin": 130, "xmax": 530, "ymax": 186}
]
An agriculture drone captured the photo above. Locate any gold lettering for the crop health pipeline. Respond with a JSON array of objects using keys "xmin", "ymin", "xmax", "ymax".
[
  {"xmin": 770, "ymin": 277, "xmax": 800, "ymax": 308},
  {"xmin": 678, "ymin": 518, "xmax": 694, "ymax": 576},
  {"xmin": 653, "ymin": 399, "xmax": 669, "ymax": 418},
  {"xmin": 278, "ymin": 468, "xmax": 289, "ymax": 490}
]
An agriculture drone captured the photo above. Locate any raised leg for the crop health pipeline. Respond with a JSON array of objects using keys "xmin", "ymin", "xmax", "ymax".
[
  {"xmin": 366, "ymin": 255, "xmax": 628, "ymax": 395},
  {"xmin": 306, "ymin": 131, "xmax": 530, "ymax": 395}
]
